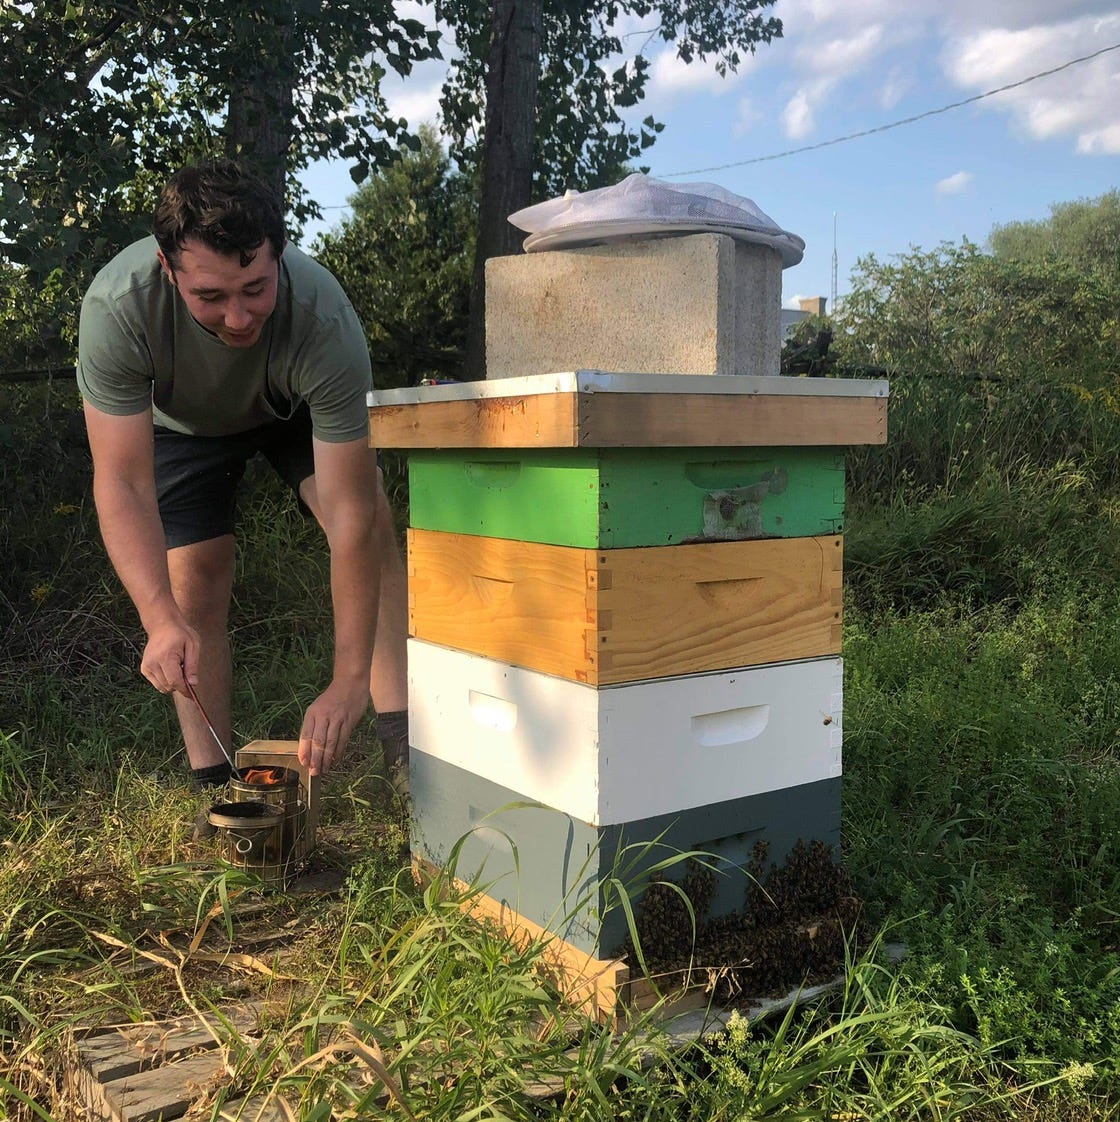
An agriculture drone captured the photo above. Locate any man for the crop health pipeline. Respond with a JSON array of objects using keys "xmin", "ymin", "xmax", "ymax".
[{"xmin": 77, "ymin": 160, "xmax": 409, "ymax": 813}]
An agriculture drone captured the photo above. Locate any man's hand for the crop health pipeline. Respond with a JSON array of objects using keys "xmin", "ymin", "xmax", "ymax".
[
  {"xmin": 140, "ymin": 618, "xmax": 201, "ymax": 695},
  {"xmin": 298, "ymin": 677, "xmax": 370, "ymax": 776}
]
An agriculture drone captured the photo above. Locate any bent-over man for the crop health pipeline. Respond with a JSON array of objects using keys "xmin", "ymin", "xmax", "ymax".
[{"xmin": 77, "ymin": 160, "xmax": 409, "ymax": 820}]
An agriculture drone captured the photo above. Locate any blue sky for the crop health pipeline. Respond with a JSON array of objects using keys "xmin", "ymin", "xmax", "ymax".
[{"xmin": 298, "ymin": 0, "xmax": 1120, "ymax": 310}]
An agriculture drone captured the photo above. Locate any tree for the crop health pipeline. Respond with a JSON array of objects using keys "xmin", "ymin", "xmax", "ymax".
[
  {"xmin": 313, "ymin": 128, "xmax": 475, "ymax": 389},
  {"xmin": 460, "ymin": 0, "xmax": 541, "ymax": 373},
  {"xmin": 831, "ymin": 239, "xmax": 1120, "ymax": 499},
  {"xmin": 989, "ymin": 190, "xmax": 1120, "ymax": 280},
  {"xmin": 0, "ymin": 2, "xmax": 440, "ymax": 279},
  {"xmin": 834, "ymin": 241, "xmax": 1119, "ymax": 387},
  {"xmin": 434, "ymin": 0, "xmax": 783, "ymax": 376},
  {"xmin": 0, "ymin": 2, "xmax": 441, "ymax": 377},
  {"xmin": 0, "ymin": 264, "xmax": 74, "ymax": 377}
]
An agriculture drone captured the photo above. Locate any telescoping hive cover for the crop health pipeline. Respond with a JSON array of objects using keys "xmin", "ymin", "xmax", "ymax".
[{"xmin": 508, "ymin": 173, "xmax": 805, "ymax": 268}]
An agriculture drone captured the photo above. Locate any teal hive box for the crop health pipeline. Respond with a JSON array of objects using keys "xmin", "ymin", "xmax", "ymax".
[{"xmin": 411, "ymin": 749, "xmax": 842, "ymax": 959}]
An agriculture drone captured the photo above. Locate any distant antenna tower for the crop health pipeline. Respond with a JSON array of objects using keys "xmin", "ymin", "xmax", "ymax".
[{"xmin": 830, "ymin": 212, "xmax": 838, "ymax": 313}]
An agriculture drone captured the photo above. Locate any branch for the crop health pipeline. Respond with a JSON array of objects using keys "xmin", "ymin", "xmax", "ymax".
[
  {"xmin": 0, "ymin": 366, "xmax": 77, "ymax": 384},
  {"xmin": 76, "ymin": 10, "xmax": 135, "ymax": 87}
]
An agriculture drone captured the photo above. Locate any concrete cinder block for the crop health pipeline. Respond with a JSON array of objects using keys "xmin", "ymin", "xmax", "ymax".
[{"xmin": 485, "ymin": 233, "xmax": 783, "ymax": 379}]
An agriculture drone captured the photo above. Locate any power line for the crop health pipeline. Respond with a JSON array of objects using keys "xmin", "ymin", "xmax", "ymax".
[{"xmin": 663, "ymin": 40, "xmax": 1120, "ymax": 177}]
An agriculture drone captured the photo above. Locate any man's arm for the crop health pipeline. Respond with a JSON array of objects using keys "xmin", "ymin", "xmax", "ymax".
[
  {"xmin": 83, "ymin": 402, "xmax": 199, "ymax": 694},
  {"xmin": 298, "ymin": 435, "xmax": 380, "ymax": 775}
]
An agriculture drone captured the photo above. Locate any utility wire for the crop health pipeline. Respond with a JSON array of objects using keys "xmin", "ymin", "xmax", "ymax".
[{"xmin": 663, "ymin": 40, "xmax": 1120, "ymax": 177}]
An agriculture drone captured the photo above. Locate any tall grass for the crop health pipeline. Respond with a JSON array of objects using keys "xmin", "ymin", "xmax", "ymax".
[{"xmin": 844, "ymin": 370, "xmax": 1120, "ymax": 506}]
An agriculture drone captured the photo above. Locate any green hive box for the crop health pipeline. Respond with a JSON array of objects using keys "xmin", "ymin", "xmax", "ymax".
[{"xmin": 407, "ymin": 446, "xmax": 844, "ymax": 547}]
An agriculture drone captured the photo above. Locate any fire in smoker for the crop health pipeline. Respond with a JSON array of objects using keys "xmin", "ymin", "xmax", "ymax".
[{"xmin": 242, "ymin": 766, "xmax": 288, "ymax": 785}]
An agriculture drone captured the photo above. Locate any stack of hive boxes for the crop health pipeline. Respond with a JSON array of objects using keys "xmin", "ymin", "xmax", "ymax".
[{"xmin": 368, "ymin": 233, "xmax": 888, "ymax": 1005}]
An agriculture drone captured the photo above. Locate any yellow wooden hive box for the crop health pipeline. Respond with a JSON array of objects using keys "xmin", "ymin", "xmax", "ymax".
[{"xmin": 407, "ymin": 529, "xmax": 843, "ymax": 686}]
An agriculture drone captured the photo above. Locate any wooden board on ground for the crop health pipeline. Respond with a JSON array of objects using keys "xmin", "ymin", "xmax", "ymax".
[
  {"xmin": 413, "ymin": 858, "xmax": 630, "ymax": 1026},
  {"xmin": 66, "ymin": 1005, "xmax": 287, "ymax": 1122}
]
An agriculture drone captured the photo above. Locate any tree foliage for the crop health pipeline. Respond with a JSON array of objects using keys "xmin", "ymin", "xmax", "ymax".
[
  {"xmin": 0, "ymin": 1, "xmax": 440, "ymax": 280},
  {"xmin": 436, "ymin": 0, "xmax": 782, "ymax": 198},
  {"xmin": 989, "ymin": 190, "xmax": 1120, "ymax": 279},
  {"xmin": 832, "ymin": 240, "xmax": 1120, "ymax": 502},
  {"xmin": 0, "ymin": 0, "xmax": 440, "ymax": 375},
  {"xmin": 312, "ymin": 128, "xmax": 475, "ymax": 389},
  {"xmin": 834, "ymin": 240, "xmax": 1119, "ymax": 387},
  {"xmin": 0, "ymin": 264, "xmax": 75, "ymax": 376},
  {"xmin": 436, "ymin": 0, "xmax": 781, "ymax": 376}
]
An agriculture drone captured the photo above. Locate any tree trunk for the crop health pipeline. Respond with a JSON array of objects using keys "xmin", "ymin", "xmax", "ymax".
[
  {"xmin": 465, "ymin": 0, "xmax": 542, "ymax": 380},
  {"xmin": 225, "ymin": 21, "xmax": 295, "ymax": 204}
]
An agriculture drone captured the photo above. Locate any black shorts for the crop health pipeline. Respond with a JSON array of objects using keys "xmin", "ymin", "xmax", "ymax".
[{"xmin": 154, "ymin": 406, "xmax": 316, "ymax": 550}]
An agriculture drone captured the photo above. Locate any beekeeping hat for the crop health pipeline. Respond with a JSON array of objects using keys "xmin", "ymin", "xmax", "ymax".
[{"xmin": 508, "ymin": 173, "xmax": 805, "ymax": 268}]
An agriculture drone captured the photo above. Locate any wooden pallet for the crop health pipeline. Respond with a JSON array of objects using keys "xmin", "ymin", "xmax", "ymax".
[
  {"xmin": 62, "ymin": 870, "xmax": 347, "ymax": 1121},
  {"xmin": 66, "ymin": 1005, "xmax": 284, "ymax": 1122}
]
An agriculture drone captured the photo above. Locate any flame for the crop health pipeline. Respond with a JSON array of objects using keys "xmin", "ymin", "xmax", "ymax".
[{"xmin": 243, "ymin": 767, "xmax": 287, "ymax": 786}]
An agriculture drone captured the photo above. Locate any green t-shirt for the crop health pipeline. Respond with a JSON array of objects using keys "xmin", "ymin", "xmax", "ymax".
[{"xmin": 76, "ymin": 237, "xmax": 371, "ymax": 442}]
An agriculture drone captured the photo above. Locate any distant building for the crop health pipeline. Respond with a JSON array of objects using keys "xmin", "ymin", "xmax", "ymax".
[{"xmin": 781, "ymin": 296, "xmax": 828, "ymax": 339}]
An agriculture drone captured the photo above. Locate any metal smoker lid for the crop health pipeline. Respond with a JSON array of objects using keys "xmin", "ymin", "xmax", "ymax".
[{"xmin": 208, "ymin": 801, "xmax": 284, "ymax": 830}]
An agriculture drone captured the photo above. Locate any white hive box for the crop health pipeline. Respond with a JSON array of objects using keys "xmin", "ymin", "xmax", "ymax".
[
  {"xmin": 407, "ymin": 638, "xmax": 843, "ymax": 826},
  {"xmin": 484, "ymin": 233, "xmax": 782, "ymax": 380}
]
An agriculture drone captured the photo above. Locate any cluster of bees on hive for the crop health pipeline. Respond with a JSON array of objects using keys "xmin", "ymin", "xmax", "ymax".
[{"xmin": 619, "ymin": 839, "xmax": 865, "ymax": 1002}]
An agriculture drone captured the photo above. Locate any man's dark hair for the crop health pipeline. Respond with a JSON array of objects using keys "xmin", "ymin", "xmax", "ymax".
[{"xmin": 153, "ymin": 160, "xmax": 286, "ymax": 268}]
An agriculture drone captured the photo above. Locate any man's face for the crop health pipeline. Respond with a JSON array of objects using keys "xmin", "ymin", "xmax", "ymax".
[{"xmin": 158, "ymin": 237, "xmax": 280, "ymax": 348}]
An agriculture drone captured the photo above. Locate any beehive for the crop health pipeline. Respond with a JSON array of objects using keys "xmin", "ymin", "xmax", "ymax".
[
  {"xmin": 371, "ymin": 368, "xmax": 886, "ymax": 1012},
  {"xmin": 412, "ymin": 749, "xmax": 841, "ymax": 957},
  {"xmin": 407, "ymin": 446, "xmax": 845, "ymax": 547}
]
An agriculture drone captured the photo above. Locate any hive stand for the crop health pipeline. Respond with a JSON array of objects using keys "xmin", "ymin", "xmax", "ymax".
[{"xmin": 369, "ymin": 370, "xmax": 886, "ymax": 1019}]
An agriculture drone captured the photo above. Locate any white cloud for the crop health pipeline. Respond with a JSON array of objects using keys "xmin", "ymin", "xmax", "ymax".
[
  {"xmin": 794, "ymin": 24, "xmax": 886, "ymax": 79},
  {"xmin": 936, "ymin": 171, "xmax": 974, "ymax": 195},
  {"xmin": 733, "ymin": 97, "xmax": 763, "ymax": 137},
  {"xmin": 769, "ymin": 9, "xmax": 917, "ymax": 137},
  {"xmin": 393, "ymin": 0, "xmax": 435, "ymax": 21},
  {"xmin": 943, "ymin": 14, "xmax": 1120, "ymax": 155},
  {"xmin": 385, "ymin": 80, "xmax": 444, "ymax": 128},
  {"xmin": 783, "ymin": 89, "xmax": 815, "ymax": 138},
  {"xmin": 878, "ymin": 67, "xmax": 911, "ymax": 110},
  {"xmin": 939, "ymin": 0, "xmax": 1119, "ymax": 31},
  {"xmin": 1078, "ymin": 122, "xmax": 1120, "ymax": 154},
  {"xmin": 648, "ymin": 48, "xmax": 747, "ymax": 95},
  {"xmin": 763, "ymin": 0, "xmax": 1120, "ymax": 157},
  {"xmin": 646, "ymin": 44, "xmax": 758, "ymax": 102}
]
